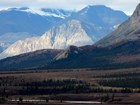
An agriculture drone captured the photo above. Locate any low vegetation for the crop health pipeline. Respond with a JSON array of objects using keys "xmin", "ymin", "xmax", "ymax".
[{"xmin": 0, "ymin": 68, "xmax": 139, "ymax": 105}]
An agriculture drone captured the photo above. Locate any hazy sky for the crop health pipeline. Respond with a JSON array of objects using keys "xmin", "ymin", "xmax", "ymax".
[{"xmin": 0, "ymin": 0, "xmax": 139, "ymax": 15}]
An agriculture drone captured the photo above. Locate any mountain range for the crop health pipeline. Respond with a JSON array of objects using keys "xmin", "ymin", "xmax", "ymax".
[
  {"xmin": 0, "ymin": 7, "xmax": 73, "ymax": 51},
  {"xmin": 0, "ymin": 3, "xmax": 140, "ymax": 70},
  {"xmin": 0, "ymin": 5, "xmax": 128, "ymax": 59}
]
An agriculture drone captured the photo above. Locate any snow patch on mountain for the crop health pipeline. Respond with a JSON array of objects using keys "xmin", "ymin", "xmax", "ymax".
[
  {"xmin": 21, "ymin": 8, "xmax": 65, "ymax": 18},
  {"xmin": 0, "ymin": 7, "xmax": 70, "ymax": 51},
  {"xmin": 5, "ymin": 7, "xmax": 73, "ymax": 18}
]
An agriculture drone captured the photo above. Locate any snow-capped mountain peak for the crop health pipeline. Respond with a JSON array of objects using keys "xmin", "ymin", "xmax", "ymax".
[
  {"xmin": 0, "ymin": 7, "xmax": 73, "ymax": 18},
  {"xmin": 0, "ymin": 7, "xmax": 74, "ymax": 52}
]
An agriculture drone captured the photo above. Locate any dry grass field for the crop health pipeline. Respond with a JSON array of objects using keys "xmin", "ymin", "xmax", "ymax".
[{"xmin": 0, "ymin": 68, "xmax": 139, "ymax": 105}]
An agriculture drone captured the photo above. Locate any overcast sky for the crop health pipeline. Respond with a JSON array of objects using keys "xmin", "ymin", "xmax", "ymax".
[{"xmin": 0, "ymin": 0, "xmax": 139, "ymax": 15}]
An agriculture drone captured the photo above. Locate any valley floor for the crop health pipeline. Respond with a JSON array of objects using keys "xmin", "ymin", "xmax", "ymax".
[{"xmin": 0, "ymin": 68, "xmax": 140, "ymax": 105}]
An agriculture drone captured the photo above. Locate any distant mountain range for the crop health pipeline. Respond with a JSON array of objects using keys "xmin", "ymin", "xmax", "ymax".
[
  {"xmin": 0, "ymin": 7, "xmax": 73, "ymax": 50},
  {"xmin": 0, "ymin": 4, "xmax": 139, "ymax": 70},
  {"xmin": 0, "ymin": 5, "xmax": 128, "ymax": 59}
]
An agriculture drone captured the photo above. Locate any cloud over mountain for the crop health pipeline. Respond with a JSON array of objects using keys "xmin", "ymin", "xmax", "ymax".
[{"xmin": 0, "ymin": 0, "xmax": 139, "ymax": 15}]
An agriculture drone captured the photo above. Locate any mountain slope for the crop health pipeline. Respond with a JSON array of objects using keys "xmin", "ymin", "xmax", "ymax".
[
  {"xmin": 0, "ymin": 5, "xmax": 128, "ymax": 59},
  {"xmin": 0, "ymin": 20, "xmax": 93, "ymax": 59},
  {"xmin": 0, "ymin": 32, "xmax": 34, "ymax": 51},
  {"xmin": 46, "ymin": 40, "xmax": 140, "ymax": 70},
  {"xmin": 0, "ymin": 7, "xmax": 73, "ymax": 51},
  {"xmin": 75, "ymin": 5, "xmax": 128, "ymax": 42},
  {"xmin": 0, "ymin": 49, "xmax": 62, "ymax": 70},
  {"xmin": 47, "ymin": 4, "xmax": 140, "ymax": 70},
  {"xmin": 0, "ymin": 40, "xmax": 139, "ymax": 70},
  {"xmin": 95, "ymin": 3, "xmax": 140, "ymax": 47},
  {"xmin": 0, "ymin": 4, "xmax": 139, "ymax": 70},
  {"xmin": 0, "ymin": 7, "xmax": 71, "ymax": 35}
]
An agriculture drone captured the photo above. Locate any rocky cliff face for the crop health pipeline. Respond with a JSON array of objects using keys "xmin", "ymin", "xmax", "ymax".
[
  {"xmin": 96, "ymin": 3, "xmax": 140, "ymax": 47},
  {"xmin": 0, "ymin": 20, "xmax": 93, "ymax": 60}
]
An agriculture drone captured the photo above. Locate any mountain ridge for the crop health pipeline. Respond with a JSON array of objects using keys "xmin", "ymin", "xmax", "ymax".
[
  {"xmin": 0, "ymin": 4, "xmax": 139, "ymax": 70},
  {"xmin": 0, "ymin": 7, "xmax": 74, "ymax": 51},
  {"xmin": 95, "ymin": 3, "xmax": 140, "ymax": 47},
  {"xmin": 0, "ymin": 5, "xmax": 128, "ymax": 59},
  {"xmin": 0, "ymin": 40, "xmax": 139, "ymax": 70}
]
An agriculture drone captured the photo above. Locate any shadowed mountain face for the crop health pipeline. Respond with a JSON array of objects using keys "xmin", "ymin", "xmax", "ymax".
[
  {"xmin": 69, "ymin": 5, "xmax": 128, "ymax": 41},
  {"xmin": 46, "ymin": 40, "xmax": 140, "ymax": 70},
  {"xmin": 0, "ymin": 40, "xmax": 140, "ymax": 70},
  {"xmin": 0, "ymin": 49, "xmax": 62, "ymax": 70}
]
